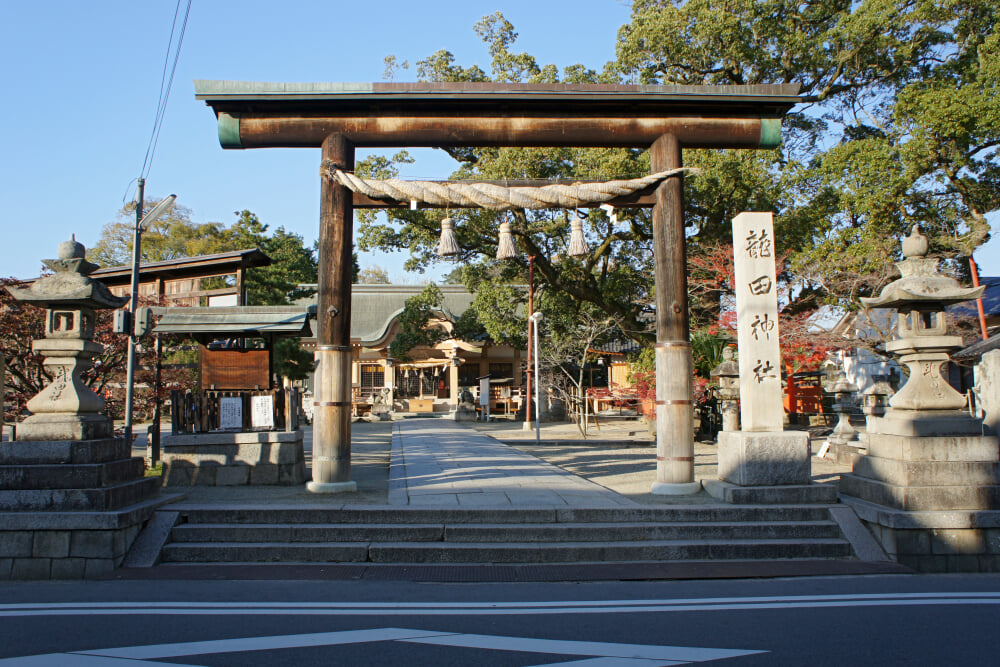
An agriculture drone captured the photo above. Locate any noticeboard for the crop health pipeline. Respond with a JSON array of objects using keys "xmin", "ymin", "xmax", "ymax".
[
  {"xmin": 250, "ymin": 395, "xmax": 275, "ymax": 430},
  {"xmin": 219, "ymin": 397, "xmax": 243, "ymax": 430}
]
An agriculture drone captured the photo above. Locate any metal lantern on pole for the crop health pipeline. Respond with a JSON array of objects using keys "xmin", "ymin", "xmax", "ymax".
[{"xmin": 530, "ymin": 311, "xmax": 544, "ymax": 445}]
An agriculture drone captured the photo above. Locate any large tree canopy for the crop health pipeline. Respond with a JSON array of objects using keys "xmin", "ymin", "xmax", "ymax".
[
  {"xmin": 90, "ymin": 204, "xmax": 319, "ymax": 306},
  {"xmin": 359, "ymin": 4, "xmax": 997, "ymax": 363}
]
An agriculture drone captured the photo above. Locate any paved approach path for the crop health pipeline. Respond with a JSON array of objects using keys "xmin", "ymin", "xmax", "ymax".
[{"xmin": 389, "ymin": 419, "xmax": 638, "ymax": 508}]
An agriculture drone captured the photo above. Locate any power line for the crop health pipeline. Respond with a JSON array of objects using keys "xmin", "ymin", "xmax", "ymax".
[{"xmin": 139, "ymin": 0, "xmax": 193, "ymax": 182}]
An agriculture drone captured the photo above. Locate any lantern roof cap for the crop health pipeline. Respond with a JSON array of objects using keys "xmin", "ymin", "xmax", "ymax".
[{"xmin": 861, "ymin": 227, "xmax": 984, "ymax": 309}]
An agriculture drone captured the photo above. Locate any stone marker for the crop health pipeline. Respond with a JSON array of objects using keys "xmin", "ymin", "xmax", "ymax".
[
  {"xmin": 712, "ymin": 213, "xmax": 816, "ymax": 501},
  {"xmin": 731, "ymin": 212, "xmax": 782, "ymax": 431}
]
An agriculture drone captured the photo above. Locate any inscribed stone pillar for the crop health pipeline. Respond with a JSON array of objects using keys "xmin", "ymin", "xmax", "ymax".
[
  {"xmin": 716, "ymin": 212, "xmax": 810, "ymax": 488},
  {"xmin": 732, "ymin": 212, "xmax": 782, "ymax": 431}
]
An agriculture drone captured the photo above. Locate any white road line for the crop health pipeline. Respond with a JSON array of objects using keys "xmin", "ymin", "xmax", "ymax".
[
  {"xmin": 528, "ymin": 659, "xmax": 680, "ymax": 667},
  {"xmin": 3, "ymin": 592, "xmax": 998, "ymax": 612},
  {"xmin": 1, "ymin": 595, "xmax": 999, "ymax": 618},
  {"xmin": 0, "ymin": 656, "xmax": 200, "ymax": 667},
  {"xmin": 402, "ymin": 633, "xmax": 764, "ymax": 661},
  {"xmin": 80, "ymin": 628, "xmax": 454, "ymax": 660},
  {"xmin": 0, "ymin": 628, "xmax": 763, "ymax": 666}
]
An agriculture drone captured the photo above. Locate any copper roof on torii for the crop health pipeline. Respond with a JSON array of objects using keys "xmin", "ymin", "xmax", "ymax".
[{"xmin": 194, "ymin": 80, "xmax": 802, "ymax": 107}]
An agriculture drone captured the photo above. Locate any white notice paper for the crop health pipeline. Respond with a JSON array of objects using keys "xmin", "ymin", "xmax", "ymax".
[
  {"xmin": 219, "ymin": 397, "xmax": 243, "ymax": 430},
  {"xmin": 250, "ymin": 395, "xmax": 275, "ymax": 430}
]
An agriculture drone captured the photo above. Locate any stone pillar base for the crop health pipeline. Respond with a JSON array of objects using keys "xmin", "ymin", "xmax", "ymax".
[
  {"xmin": 717, "ymin": 430, "xmax": 810, "ymax": 486},
  {"xmin": 306, "ymin": 480, "xmax": 357, "ymax": 494},
  {"xmin": 703, "ymin": 478, "xmax": 837, "ymax": 505},
  {"xmin": 650, "ymin": 481, "xmax": 702, "ymax": 496}
]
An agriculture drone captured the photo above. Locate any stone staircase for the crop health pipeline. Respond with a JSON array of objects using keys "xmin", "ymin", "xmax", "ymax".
[{"xmin": 157, "ymin": 505, "xmax": 854, "ymax": 565}]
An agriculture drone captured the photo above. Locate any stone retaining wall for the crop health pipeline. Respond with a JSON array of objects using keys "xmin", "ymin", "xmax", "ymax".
[
  {"xmin": 0, "ymin": 496, "xmax": 167, "ymax": 580},
  {"xmin": 845, "ymin": 497, "xmax": 1000, "ymax": 572},
  {"xmin": 162, "ymin": 431, "xmax": 305, "ymax": 486}
]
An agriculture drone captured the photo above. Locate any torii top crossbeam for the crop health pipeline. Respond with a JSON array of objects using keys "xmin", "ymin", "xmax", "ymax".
[
  {"xmin": 193, "ymin": 80, "xmax": 801, "ymax": 496},
  {"xmin": 194, "ymin": 80, "xmax": 800, "ymax": 150}
]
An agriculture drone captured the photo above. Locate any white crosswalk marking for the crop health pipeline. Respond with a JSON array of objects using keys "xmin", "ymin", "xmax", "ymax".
[{"xmin": 0, "ymin": 628, "xmax": 763, "ymax": 666}]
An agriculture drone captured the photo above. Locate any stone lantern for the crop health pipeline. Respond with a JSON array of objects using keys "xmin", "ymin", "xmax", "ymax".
[
  {"xmin": 710, "ymin": 346, "xmax": 740, "ymax": 432},
  {"xmin": 825, "ymin": 371, "xmax": 859, "ymax": 446},
  {"xmin": 839, "ymin": 226, "xmax": 1000, "ymax": 573},
  {"xmin": 5, "ymin": 236, "xmax": 128, "ymax": 441},
  {"xmin": 859, "ymin": 225, "xmax": 981, "ymax": 413},
  {"xmin": 861, "ymin": 374, "xmax": 893, "ymax": 418}
]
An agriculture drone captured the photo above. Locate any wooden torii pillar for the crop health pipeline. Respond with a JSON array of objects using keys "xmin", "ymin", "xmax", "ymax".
[{"xmin": 195, "ymin": 81, "xmax": 799, "ymax": 494}]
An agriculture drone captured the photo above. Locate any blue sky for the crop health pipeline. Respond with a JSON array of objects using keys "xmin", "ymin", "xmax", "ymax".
[{"xmin": 2, "ymin": 0, "xmax": 997, "ymax": 283}]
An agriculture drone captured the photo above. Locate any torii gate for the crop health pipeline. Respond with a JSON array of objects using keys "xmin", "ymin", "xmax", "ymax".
[{"xmin": 195, "ymin": 81, "xmax": 800, "ymax": 494}]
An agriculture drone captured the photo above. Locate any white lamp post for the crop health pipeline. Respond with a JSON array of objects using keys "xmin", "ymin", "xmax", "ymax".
[
  {"xmin": 530, "ymin": 311, "xmax": 543, "ymax": 445},
  {"xmin": 123, "ymin": 183, "xmax": 176, "ymax": 448}
]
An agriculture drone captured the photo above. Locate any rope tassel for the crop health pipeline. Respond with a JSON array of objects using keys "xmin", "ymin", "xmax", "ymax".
[
  {"xmin": 496, "ymin": 222, "xmax": 518, "ymax": 260},
  {"xmin": 437, "ymin": 217, "xmax": 460, "ymax": 257},
  {"xmin": 567, "ymin": 217, "xmax": 588, "ymax": 257}
]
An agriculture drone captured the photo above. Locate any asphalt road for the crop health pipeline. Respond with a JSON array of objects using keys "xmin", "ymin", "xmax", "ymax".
[{"xmin": 2, "ymin": 574, "xmax": 999, "ymax": 666}]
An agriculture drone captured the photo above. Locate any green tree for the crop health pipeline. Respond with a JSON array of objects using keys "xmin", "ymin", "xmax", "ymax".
[
  {"xmin": 387, "ymin": 284, "xmax": 452, "ymax": 360},
  {"xmin": 89, "ymin": 199, "xmax": 227, "ymax": 268},
  {"xmin": 227, "ymin": 210, "xmax": 318, "ymax": 305},
  {"xmin": 360, "ymin": 4, "xmax": 998, "ymax": 366},
  {"xmin": 357, "ymin": 265, "xmax": 391, "ymax": 284}
]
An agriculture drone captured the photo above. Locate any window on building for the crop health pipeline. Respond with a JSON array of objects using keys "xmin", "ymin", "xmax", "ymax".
[
  {"xmin": 396, "ymin": 369, "xmax": 420, "ymax": 398},
  {"xmin": 489, "ymin": 363, "xmax": 513, "ymax": 380},
  {"xmin": 360, "ymin": 364, "xmax": 385, "ymax": 393},
  {"xmin": 458, "ymin": 364, "xmax": 479, "ymax": 387}
]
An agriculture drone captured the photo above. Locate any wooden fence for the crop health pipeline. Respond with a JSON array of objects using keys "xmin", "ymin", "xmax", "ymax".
[{"xmin": 170, "ymin": 388, "xmax": 300, "ymax": 434}]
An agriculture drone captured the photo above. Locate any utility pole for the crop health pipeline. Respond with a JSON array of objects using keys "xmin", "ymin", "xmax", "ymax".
[{"xmin": 123, "ymin": 178, "xmax": 145, "ymax": 449}]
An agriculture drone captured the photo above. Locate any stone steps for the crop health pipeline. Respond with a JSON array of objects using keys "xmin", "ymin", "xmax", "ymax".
[
  {"xmin": 169, "ymin": 520, "xmax": 843, "ymax": 544},
  {"xmin": 0, "ymin": 476, "xmax": 161, "ymax": 512},
  {"xmin": 171, "ymin": 505, "xmax": 834, "ymax": 525},
  {"xmin": 157, "ymin": 505, "xmax": 854, "ymax": 565},
  {"xmin": 162, "ymin": 538, "xmax": 852, "ymax": 564}
]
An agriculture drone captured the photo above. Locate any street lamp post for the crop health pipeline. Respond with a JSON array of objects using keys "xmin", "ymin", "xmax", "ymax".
[
  {"xmin": 123, "ymin": 181, "xmax": 175, "ymax": 450},
  {"xmin": 523, "ymin": 255, "xmax": 535, "ymax": 431},
  {"xmin": 530, "ymin": 311, "xmax": 543, "ymax": 445}
]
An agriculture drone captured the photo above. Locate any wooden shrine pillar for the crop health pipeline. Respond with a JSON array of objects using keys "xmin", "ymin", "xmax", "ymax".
[
  {"xmin": 308, "ymin": 133, "xmax": 357, "ymax": 494},
  {"xmin": 650, "ymin": 134, "xmax": 700, "ymax": 495}
]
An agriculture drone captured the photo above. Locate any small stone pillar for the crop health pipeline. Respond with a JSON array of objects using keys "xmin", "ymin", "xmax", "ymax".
[
  {"xmin": 710, "ymin": 346, "xmax": 740, "ymax": 432},
  {"xmin": 974, "ymin": 350, "xmax": 1000, "ymax": 436},
  {"xmin": 840, "ymin": 226, "xmax": 1000, "ymax": 572}
]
